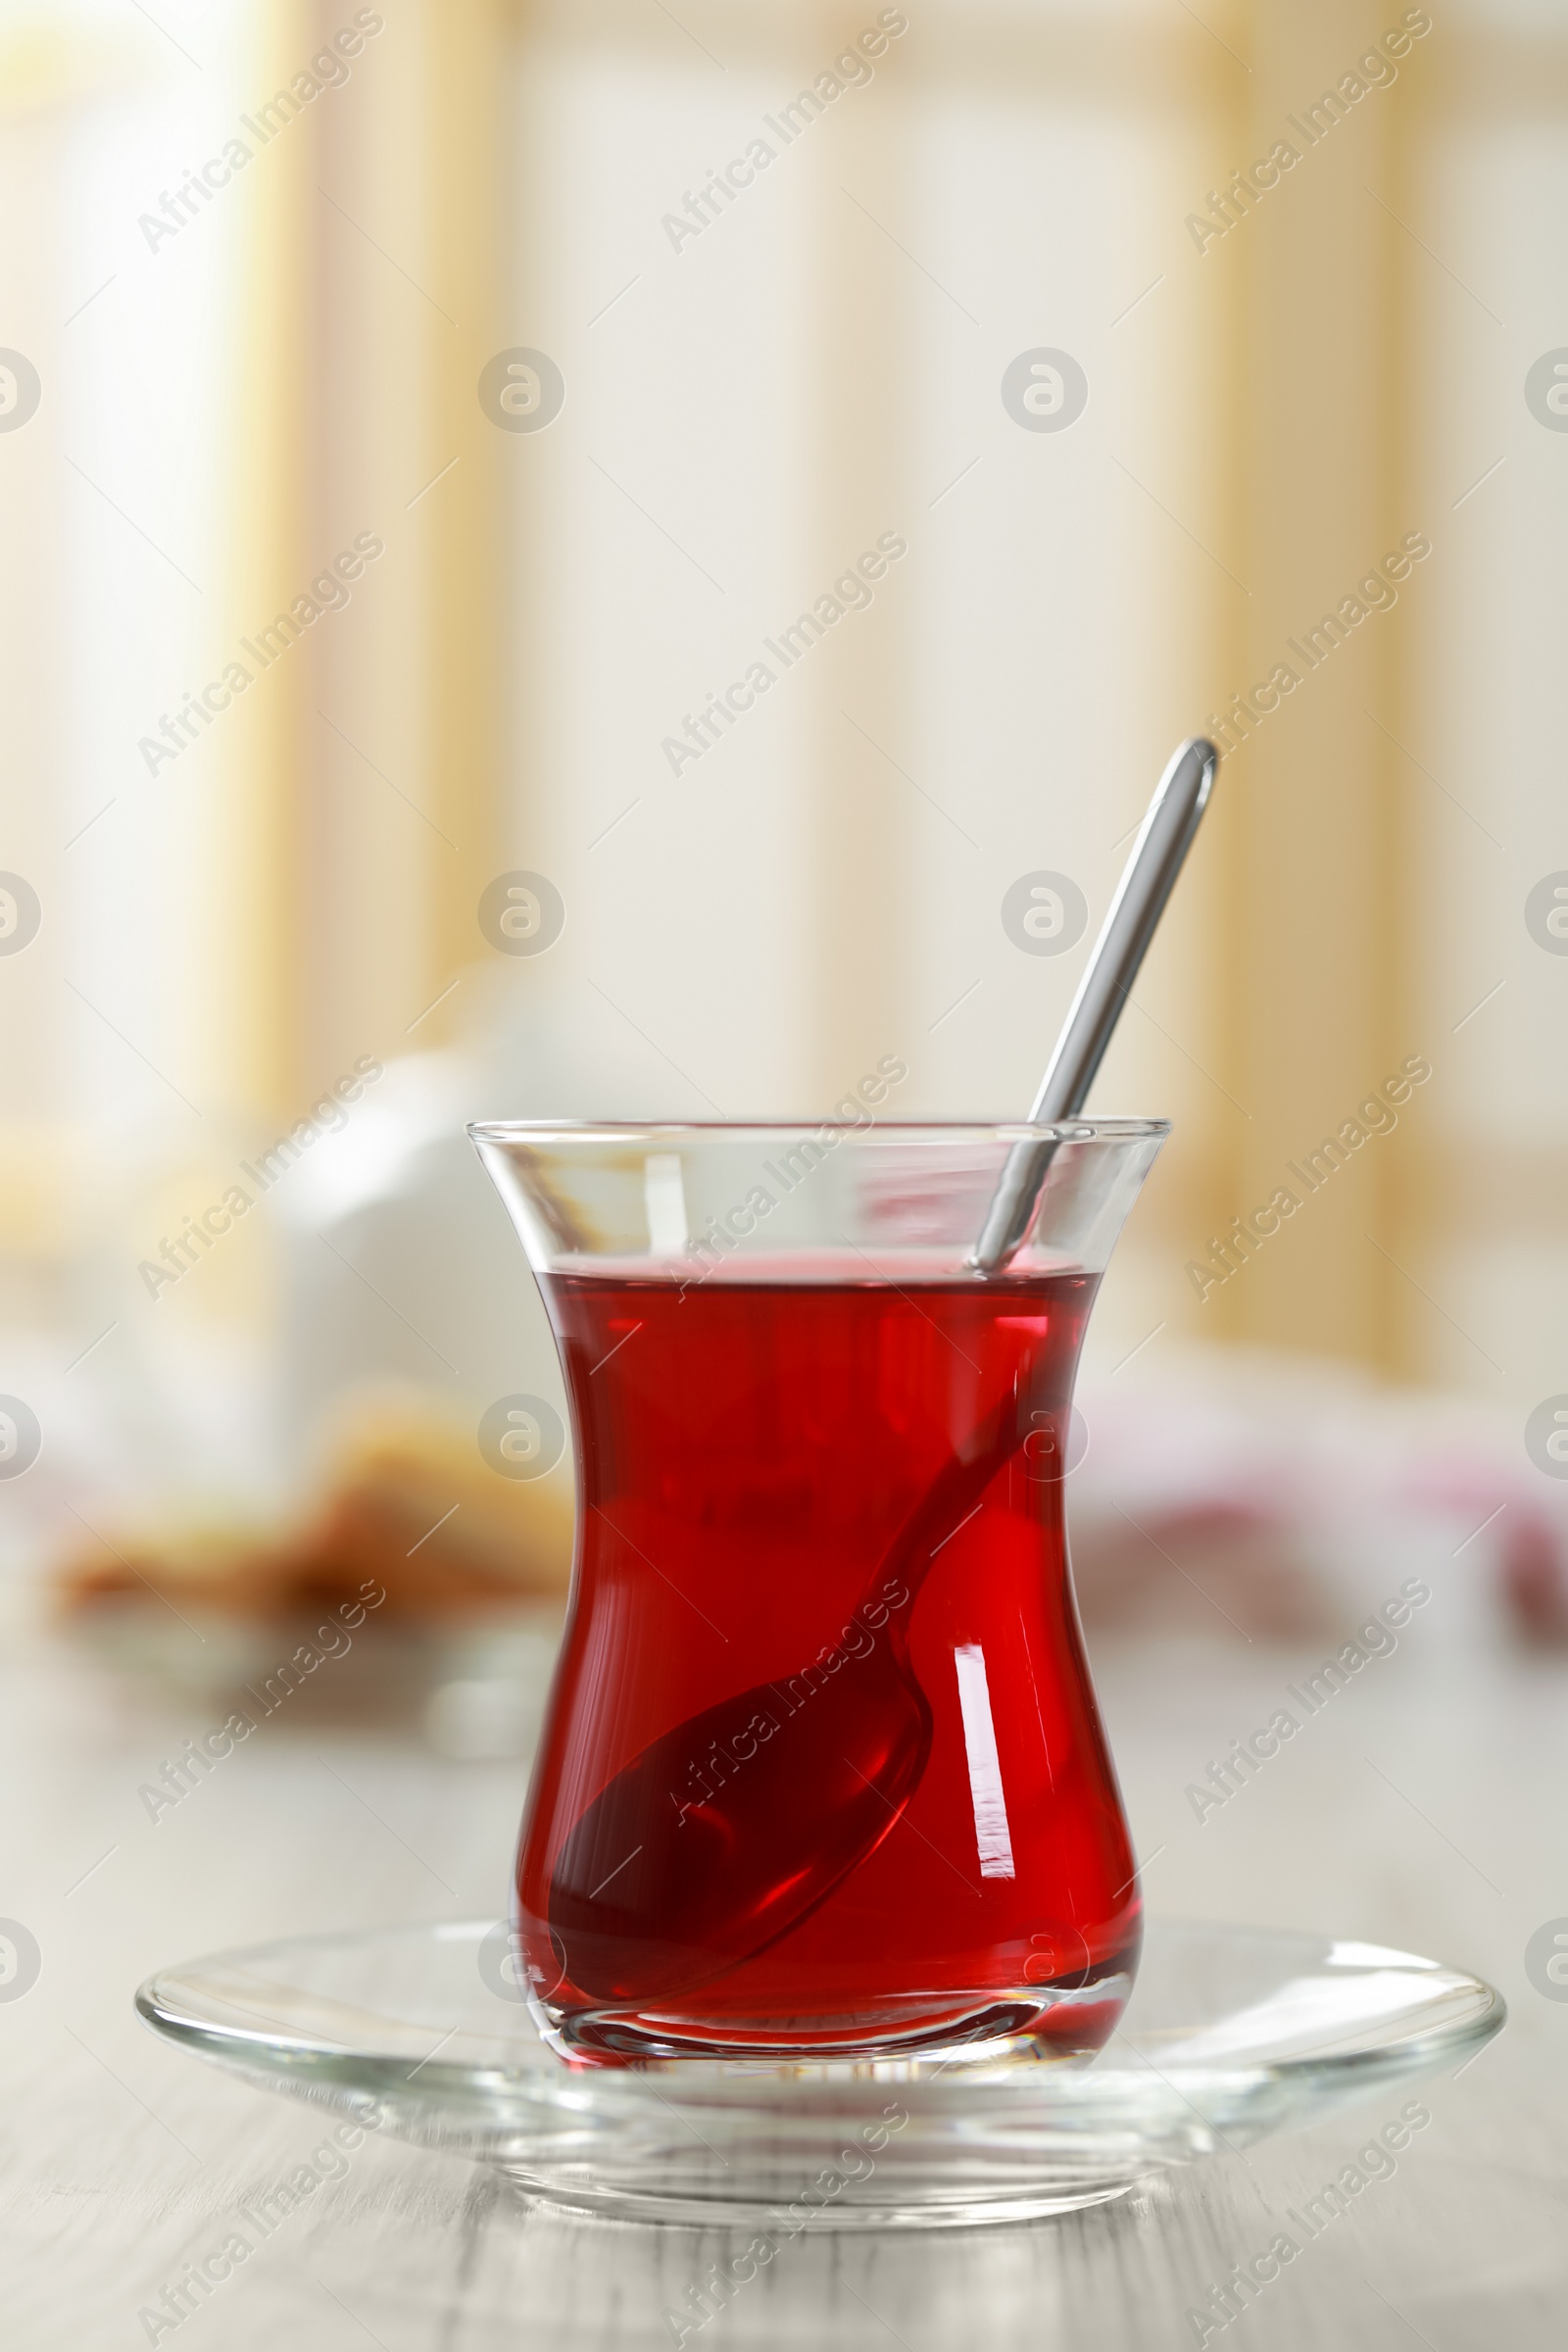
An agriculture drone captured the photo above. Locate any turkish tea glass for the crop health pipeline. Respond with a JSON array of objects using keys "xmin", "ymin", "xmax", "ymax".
[{"xmin": 472, "ymin": 1117, "xmax": 1166, "ymax": 2068}]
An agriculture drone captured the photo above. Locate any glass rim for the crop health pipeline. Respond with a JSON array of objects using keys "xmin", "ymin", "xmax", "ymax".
[{"xmin": 468, "ymin": 1116, "xmax": 1172, "ymax": 1146}]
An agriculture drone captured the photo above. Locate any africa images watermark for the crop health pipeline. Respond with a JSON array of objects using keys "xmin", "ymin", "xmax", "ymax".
[
  {"xmin": 662, "ymin": 532, "xmax": 908, "ymax": 777},
  {"xmin": 673, "ymin": 1054, "xmax": 909, "ymax": 1295},
  {"xmin": 136, "ymin": 1584, "xmax": 387, "ymax": 1824},
  {"xmin": 661, "ymin": 10, "xmax": 909, "ymax": 256},
  {"xmin": 662, "ymin": 2103, "xmax": 911, "ymax": 2345},
  {"xmin": 137, "ymin": 532, "xmax": 384, "ymax": 777},
  {"xmin": 1185, "ymin": 1054, "xmax": 1431, "ymax": 1303},
  {"xmin": 136, "ymin": 2110, "xmax": 383, "ymax": 2343},
  {"xmin": 1185, "ymin": 2100, "xmax": 1432, "ymax": 2343},
  {"xmin": 669, "ymin": 1574, "xmax": 909, "ymax": 1831},
  {"xmin": 1185, "ymin": 9, "xmax": 1433, "ymax": 255},
  {"xmin": 1201, "ymin": 532, "xmax": 1431, "ymax": 760},
  {"xmin": 137, "ymin": 1054, "xmax": 383, "ymax": 1299},
  {"xmin": 1185, "ymin": 1578, "xmax": 1432, "ymax": 1825},
  {"xmin": 137, "ymin": 10, "xmax": 386, "ymax": 255}
]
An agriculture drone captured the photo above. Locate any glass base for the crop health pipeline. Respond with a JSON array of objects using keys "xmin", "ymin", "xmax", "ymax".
[
  {"xmin": 488, "ymin": 2170, "xmax": 1141, "ymax": 2229},
  {"xmin": 135, "ymin": 1919, "xmax": 1502, "ymax": 2230},
  {"xmin": 536, "ymin": 1971, "xmax": 1133, "ymax": 2065}
]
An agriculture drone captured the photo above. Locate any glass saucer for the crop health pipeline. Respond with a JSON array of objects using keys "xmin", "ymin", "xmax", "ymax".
[{"xmin": 135, "ymin": 1919, "xmax": 1501, "ymax": 2230}]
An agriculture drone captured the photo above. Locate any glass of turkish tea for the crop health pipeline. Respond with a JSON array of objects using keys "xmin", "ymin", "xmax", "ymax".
[{"xmin": 471, "ymin": 1116, "xmax": 1166, "ymax": 2067}]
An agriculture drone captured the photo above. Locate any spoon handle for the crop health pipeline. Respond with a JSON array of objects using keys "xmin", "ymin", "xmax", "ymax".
[
  {"xmin": 1028, "ymin": 736, "xmax": 1217, "ymax": 1125},
  {"xmin": 969, "ymin": 736, "xmax": 1218, "ymax": 1273}
]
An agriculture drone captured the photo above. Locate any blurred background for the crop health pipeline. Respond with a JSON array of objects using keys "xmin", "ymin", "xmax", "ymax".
[
  {"xmin": 0, "ymin": 0, "xmax": 1562, "ymax": 1752},
  {"xmin": 2, "ymin": 0, "xmax": 1564, "ymax": 1656},
  {"xmin": 8, "ymin": 6, "xmax": 1568, "ymax": 2338}
]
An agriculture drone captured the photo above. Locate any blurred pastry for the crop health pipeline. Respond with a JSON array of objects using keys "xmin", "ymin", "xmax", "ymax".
[{"xmin": 55, "ymin": 1391, "xmax": 574, "ymax": 1625}]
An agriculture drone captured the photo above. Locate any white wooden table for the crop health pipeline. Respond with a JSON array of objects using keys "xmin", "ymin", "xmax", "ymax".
[{"xmin": 6, "ymin": 1539, "xmax": 1566, "ymax": 2350}]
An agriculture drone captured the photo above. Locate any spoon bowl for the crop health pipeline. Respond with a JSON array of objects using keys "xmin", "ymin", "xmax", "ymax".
[{"xmin": 547, "ymin": 1638, "xmax": 931, "ymax": 2013}]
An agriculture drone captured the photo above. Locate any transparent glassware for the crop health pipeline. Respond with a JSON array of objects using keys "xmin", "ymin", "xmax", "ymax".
[
  {"xmin": 138, "ymin": 1919, "xmax": 1504, "ymax": 2227},
  {"xmin": 471, "ymin": 1117, "xmax": 1166, "ymax": 2067}
]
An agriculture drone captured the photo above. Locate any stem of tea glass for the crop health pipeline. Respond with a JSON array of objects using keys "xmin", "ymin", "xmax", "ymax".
[
  {"xmin": 548, "ymin": 742, "xmax": 1218, "ymax": 2003},
  {"xmin": 968, "ymin": 734, "xmax": 1218, "ymax": 1274}
]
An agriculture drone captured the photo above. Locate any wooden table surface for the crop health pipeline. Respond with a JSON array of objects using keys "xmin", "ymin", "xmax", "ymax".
[{"xmin": 6, "ymin": 1537, "xmax": 1567, "ymax": 2351}]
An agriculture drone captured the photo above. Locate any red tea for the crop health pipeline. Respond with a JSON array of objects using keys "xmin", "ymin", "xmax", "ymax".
[{"xmin": 515, "ymin": 1258, "xmax": 1140, "ymax": 2064}]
